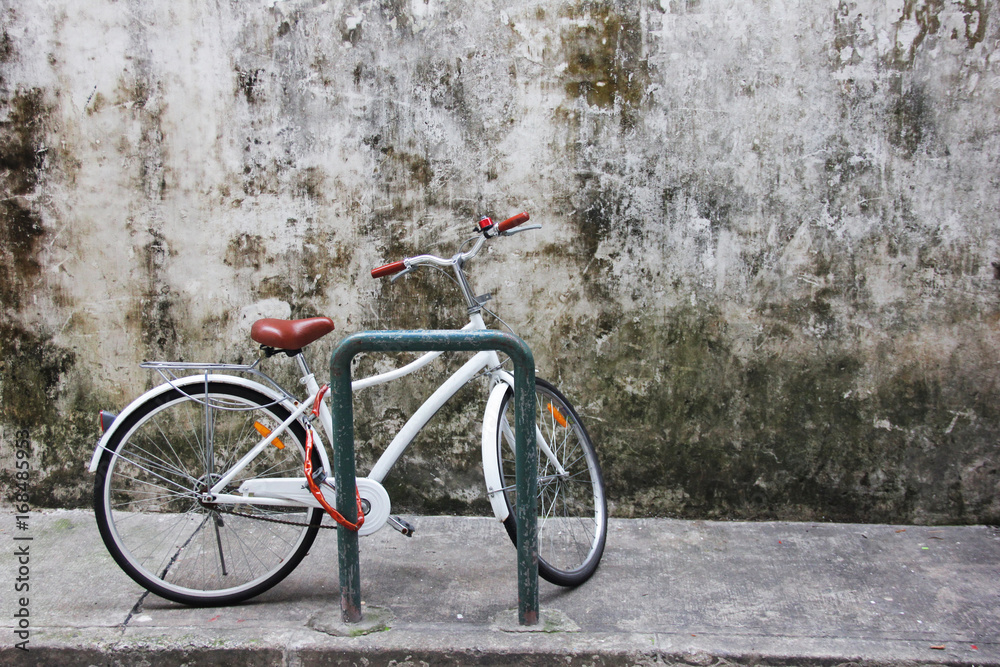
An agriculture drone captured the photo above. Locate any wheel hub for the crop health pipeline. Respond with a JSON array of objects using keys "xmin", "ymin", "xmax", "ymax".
[{"xmin": 195, "ymin": 473, "xmax": 224, "ymax": 507}]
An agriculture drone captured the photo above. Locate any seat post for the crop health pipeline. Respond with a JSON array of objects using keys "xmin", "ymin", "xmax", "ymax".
[{"xmin": 294, "ymin": 352, "xmax": 313, "ymax": 378}]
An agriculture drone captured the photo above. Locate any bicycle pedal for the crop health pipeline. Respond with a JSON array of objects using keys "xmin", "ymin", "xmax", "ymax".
[{"xmin": 387, "ymin": 515, "xmax": 415, "ymax": 537}]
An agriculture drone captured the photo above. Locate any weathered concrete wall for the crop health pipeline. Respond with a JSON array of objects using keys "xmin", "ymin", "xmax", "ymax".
[{"xmin": 1, "ymin": 0, "xmax": 998, "ymax": 523}]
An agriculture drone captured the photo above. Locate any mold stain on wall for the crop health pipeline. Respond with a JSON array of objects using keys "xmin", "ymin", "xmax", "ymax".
[
  {"xmin": 529, "ymin": 0, "xmax": 1000, "ymax": 524},
  {"xmin": 560, "ymin": 0, "xmax": 649, "ymax": 130},
  {"xmin": 128, "ymin": 226, "xmax": 182, "ymax": 359},
  {"xmin": 559, "ymin": 303, "xmax": 1000, "ymax": 524},
  {"xmin": 0, "ymin": 27, "xmax": 102, "ymax": 507},
  {"xmin": 962, "ymin": 0, "xmax": 988, "ymax": 47},
  {"xmin": 0, "ymin": 87, "xmax": 47, "ymax": 310},
  {"xmin": 1, "ymin": 21, "xmax": 58, "ymax": 429}
]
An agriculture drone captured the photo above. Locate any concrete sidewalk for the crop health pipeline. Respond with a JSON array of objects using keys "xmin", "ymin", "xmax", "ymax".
[{"xmin": 0, "ymin": 510, "xmax": 997, "ymax": 666}]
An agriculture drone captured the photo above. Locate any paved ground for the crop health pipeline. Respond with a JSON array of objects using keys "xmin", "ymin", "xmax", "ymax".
[{"xmin": 0, "ymin": 509, "xmax": 997, "ymax": 666}]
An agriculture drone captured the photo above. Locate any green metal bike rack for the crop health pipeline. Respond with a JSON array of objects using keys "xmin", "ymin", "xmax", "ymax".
[{"xmin": 329, "ymin": 330, "xmax": 539, "ymax": 626}]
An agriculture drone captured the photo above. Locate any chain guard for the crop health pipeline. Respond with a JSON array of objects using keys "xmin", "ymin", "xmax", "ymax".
[{"xmin": 210, "ymin": 477, "xmax": 391, "ymax": 534}]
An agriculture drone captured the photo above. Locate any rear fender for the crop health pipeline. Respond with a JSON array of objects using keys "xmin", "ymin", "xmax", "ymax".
[{"xmin": 87, "ymin": 375, "xmax": 304, "ymax": 472}]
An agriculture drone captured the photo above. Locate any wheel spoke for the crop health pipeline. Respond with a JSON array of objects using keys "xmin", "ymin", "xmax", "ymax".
[{"xmin": 96, "ymin": 382, "xmax": 321, "ymax": 605}]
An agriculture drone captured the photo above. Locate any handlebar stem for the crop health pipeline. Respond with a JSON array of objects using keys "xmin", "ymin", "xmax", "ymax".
[
  {"xmin": 453, "ymin": 258, "xmax": 482, "ymax": 314},
  {"xmin": 401, "ymin": 234, "xmax": 489, "ymax": 314}
]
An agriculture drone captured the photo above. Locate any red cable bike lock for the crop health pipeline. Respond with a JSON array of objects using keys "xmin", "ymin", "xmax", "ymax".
[{"xmin": 303, "ymin": 384, "xmax": 364, "ymax": 532}]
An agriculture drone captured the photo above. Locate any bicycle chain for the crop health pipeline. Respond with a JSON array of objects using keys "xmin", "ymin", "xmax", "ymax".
[{"xmin": 209, "ymin": 505, "xmax": 339, "ymax": 530}]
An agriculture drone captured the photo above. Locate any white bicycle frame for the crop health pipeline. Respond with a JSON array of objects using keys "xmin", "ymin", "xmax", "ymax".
[
  {"xmin": 87, "ymin": 313, "xmax": 549, "ymax": 519},
  {"xmin": 291, "ymin": 311, "xmax": 513, "ymax": 487},
  {"xmin": 88, "ymin": 217, "xmax": 564, "ymax": 532},
  {"xmin": 185, "ymin": 322, "xmax": 501, "ymax": 534}
]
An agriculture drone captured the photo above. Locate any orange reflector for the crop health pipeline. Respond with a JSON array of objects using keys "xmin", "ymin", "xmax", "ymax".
[
  {"xmin": 547, "ymin": 402, "xmax": 568, "ymax": 428},
  {"xmin": 254, "ymin": 421, "xmax": 285, "ymax": 449}
]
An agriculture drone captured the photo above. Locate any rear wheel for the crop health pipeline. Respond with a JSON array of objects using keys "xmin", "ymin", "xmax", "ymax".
[
  {"xmin": 94, "ymin": 381, "xmax": 322, "ymax": 606},
  {"xmin": 494, "ymin": 378, "xmax": 607, "ymax": 586}
]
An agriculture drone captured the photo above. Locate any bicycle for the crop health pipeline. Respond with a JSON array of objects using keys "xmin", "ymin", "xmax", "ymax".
[{"xmin": 88, "ymin": 212, "xmax": 608, "ymax": 606}]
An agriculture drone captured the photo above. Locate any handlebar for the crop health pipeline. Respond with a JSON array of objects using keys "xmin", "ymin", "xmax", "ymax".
[
  {"xmin": 371, "ymin": 212, "xmax": 532, "ymax": 280},
  {"xmin": 371, "ymin": 260, "xmax": 406, "ymax": 278},
  {"xmin": 497, "ymin": 212, "xmax": 530, "ymax": 233}
]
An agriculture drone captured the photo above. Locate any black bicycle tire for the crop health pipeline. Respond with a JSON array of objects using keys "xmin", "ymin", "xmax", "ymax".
[{"xmin": 495, "ymin": 378, "xmax": 608, "ymax": 586}]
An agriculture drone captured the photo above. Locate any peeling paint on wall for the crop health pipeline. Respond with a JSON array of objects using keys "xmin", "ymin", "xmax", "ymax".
[{"xmin": 1, "ymin": 0, "xmax": 998, "ymax": 524}]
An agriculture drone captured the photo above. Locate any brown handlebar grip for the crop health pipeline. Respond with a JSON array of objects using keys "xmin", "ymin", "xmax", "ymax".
[
  {"xmin": 372, "ymin": 260, "xmax": 406, "ymax": 278},
  {"xmin": 497, "ymin": 212, "xmax": 530, "ymax": 233}
]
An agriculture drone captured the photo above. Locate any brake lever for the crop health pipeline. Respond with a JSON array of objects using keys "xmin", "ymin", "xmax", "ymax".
[
  {"xmin": 390, "ymin": 266, "xmax": 416, "ymax": 283},
  {"xmin": 500, "ymin": 224, "xmax": 542, "ymax": 236}
]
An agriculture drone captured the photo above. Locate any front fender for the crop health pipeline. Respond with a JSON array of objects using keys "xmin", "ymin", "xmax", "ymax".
[
  {"xmin": 87, "ymin": 374, "xmax": 297, "ymax": 472},
  {"xmin": 481, "ymin": 380, "xmax": 513, "ymax": 523}
]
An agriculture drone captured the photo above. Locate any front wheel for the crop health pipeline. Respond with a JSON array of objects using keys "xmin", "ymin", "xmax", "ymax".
[
  {"xmin": 94, "ymin": 380, "xmax": 322, "ymax": 606},
  {"xmin": 486, "ymin": 378, "xmax": 607, "ymax": 586}
]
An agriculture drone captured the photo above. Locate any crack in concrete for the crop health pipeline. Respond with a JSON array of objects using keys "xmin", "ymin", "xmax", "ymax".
[{"xmin": 119, "ymin": 590, "xmax": 151, "ymax": 631}]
